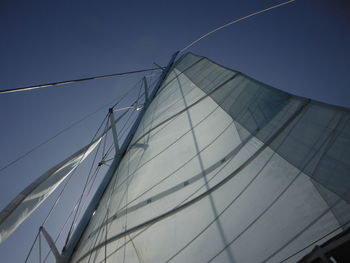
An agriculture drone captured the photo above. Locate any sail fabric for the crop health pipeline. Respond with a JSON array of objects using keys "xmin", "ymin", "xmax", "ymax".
[
  {"xmin": 0, "ymin": 137, "xmax": 102, "ymax": 244},
  {"xmin": 69, "ymin": 53, "xmax": 350, "ymax": 263}
]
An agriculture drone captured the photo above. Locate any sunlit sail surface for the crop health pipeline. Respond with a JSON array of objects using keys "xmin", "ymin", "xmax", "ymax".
[{"xmin": 66, "ymin": 53, "xmax": 350, "ymax": 263}]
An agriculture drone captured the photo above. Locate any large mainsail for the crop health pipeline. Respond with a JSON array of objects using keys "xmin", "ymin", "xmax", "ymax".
[{"xmin": 65, "ymin": 53, "xmax": 350, "ymax": 263}]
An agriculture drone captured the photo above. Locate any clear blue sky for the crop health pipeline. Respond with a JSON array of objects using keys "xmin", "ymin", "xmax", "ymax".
[{"xmin": 0, "ymin": 0, "xmax": 349, "ymax": 262}]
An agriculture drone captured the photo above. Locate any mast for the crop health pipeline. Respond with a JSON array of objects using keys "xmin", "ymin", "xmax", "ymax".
[{"xmin": 62, "ymin": 51, "xmax": 179, "ymax": 262}]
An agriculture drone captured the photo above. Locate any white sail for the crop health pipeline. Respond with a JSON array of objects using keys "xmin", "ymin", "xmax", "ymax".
[
  {"xmin": 67, "ymin": 53, "xmax": 350, "ymax": 263},
  {"xmin": 0, "ymin": 136, "xmax": 102, "ymax": 244}
]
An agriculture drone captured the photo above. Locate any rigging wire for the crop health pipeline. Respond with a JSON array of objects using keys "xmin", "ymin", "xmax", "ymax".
[
  {"xmin": 24, "ymin": 230, "xmax": 40, "ymax": 263},
  {"xmin": 43, "ymin": 135, "xmax": 114, "ymax": 263},
  {"xmin": 64, "ymin": 115, "xmax": 110, "ymax": 245},
  {"xmin": 34, "ymin": 147, "xmax": 104, "ymax": 263},
  {"xmin": 179, "ymin": 0, "xmax": 296, "ymax": 53},
  {"xmin": 87, "ymin": 158, "xmax": 123, "ymax": 263},
  {"xmin": 86, "ymin": 99, "xmax": 142, "ymax": 193},
  {"xmin": 41, "ymin": 113, "xmax": 111, "ymax": 226},
  {"xmin": 65, "ymin": 98, "xmax": 143, "ymax": 246},
  {"xmin": 23, "ymin": 113, "xmax": 109, "ymax": 263},
  {"xmin": 80, "ymin": 110, "xmax": 137, "ymax": 213},
  {"xmin": 54, "ymin": 107, "xmax": 136, "ymax": 250},
  {"xmin": 24, "ymin": 92, "xmax": 140, "ymax": 262},
  {"xmin": 82, "ymin": 105, "xmax": 140, "ymax": 209},
  {"xmin": 6, "ymin": 37, "xmax": 157, "ymax": 263},
  {"xmin": 84, "ymin": 103, "xmax": 147, "ymax": 262},
  {"xmin": 0, "ymin": 79, "xmax": 142, "ymax": 175},
  {"xmin": 10, "ymin": 55, "xmax": 189, "ymax": 184},
  {"xmin": 0, "ymin": 67, "xmax": 163, "ymax": 94},
  {"xmin": 42, "ymin": 169, "xmax": 78, "ymax": 226},
  {"xmin": 42, "ymin": 205, "xmax": 77, "ymax": 263},
  {"xmin": 72, "ymin": 118, "xmax": 116, "ymax": 227}
]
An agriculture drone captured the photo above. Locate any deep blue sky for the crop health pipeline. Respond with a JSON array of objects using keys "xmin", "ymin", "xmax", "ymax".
[{"xmin": 0, "ymin": 0, "xmax": 349, "ymax": 262}]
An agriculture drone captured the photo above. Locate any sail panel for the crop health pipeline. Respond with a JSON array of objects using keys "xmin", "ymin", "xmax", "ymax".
[
  {"xmin": 69, "ymin": 53, "xmax": 350, "ymax": 263},
  {"xmin": 0, "ymin": 137, "xmax": 102, "ymax": 244},
  {"xmin": 182, "ymin": 54, "xmax": 350, "ymax": 204}
]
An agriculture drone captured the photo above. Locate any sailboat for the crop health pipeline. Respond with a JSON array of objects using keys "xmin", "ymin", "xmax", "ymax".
[{"xmin": 1, "ymin": 49, "xmax": 349, "ymax": 263}]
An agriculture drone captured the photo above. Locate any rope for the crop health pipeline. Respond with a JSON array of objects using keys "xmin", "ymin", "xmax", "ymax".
[
  {"xmin": 42, "ymin": 171, "xmax": 75, "ymax": 226},
  {"xmin": 81, "ymin": 106, "xmax": 139, "ymax": 210},
  {"xmin": 49, "ymin": 109, "xmax": 134, "ymax": 256},
  {"xmin": 64, "ymin": 114, "xmax": 109, "ymax": 244},
  {"xmin": 83, "ymin": 99, "xmax": 148, "ymax": 261},
  {"xmin": 24, "ymin": 230, "xmax": 40, "ymax": 263},
  {"xmin": 180, "ymin": 0, "xmax": 296, "ymax": 53},
  {"xmin": 74, "ymin": 119, "xmax": 110, "ymax": 222},
  {"xmin": 41, "ymin": 112, "xmax": 113, "ymax": 225},
  {"xmin": 0, "ymin": 80, "xmax": 140, "ymax": 175},
  {"xmin": 42, "ymin": 205, "xmax": 77, "ymax": 263},
  {"xmin": 0, "ymin": 68, "xmax": 163, "ymax": 94},
  {"xmin": 23, "ymin": 114, "xmax": 108, "ymax": 263},
  {"xmin": 87, "ymin": 155, "xmax": 124, "ymax": 263},
  {"xmin": 73, "ymin": 110, "xmax": 136, "ymax": 222},
  {"xmin": 65, "ymin": 99, "xmax": 143, "ymax": 248},
  {"xmin": 12, "ymin": 56, "xmax": 157, "ymax": 263},
  {"xmin": 38, "ymin": 80, "xmax": 183, "ymax": 261}
]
